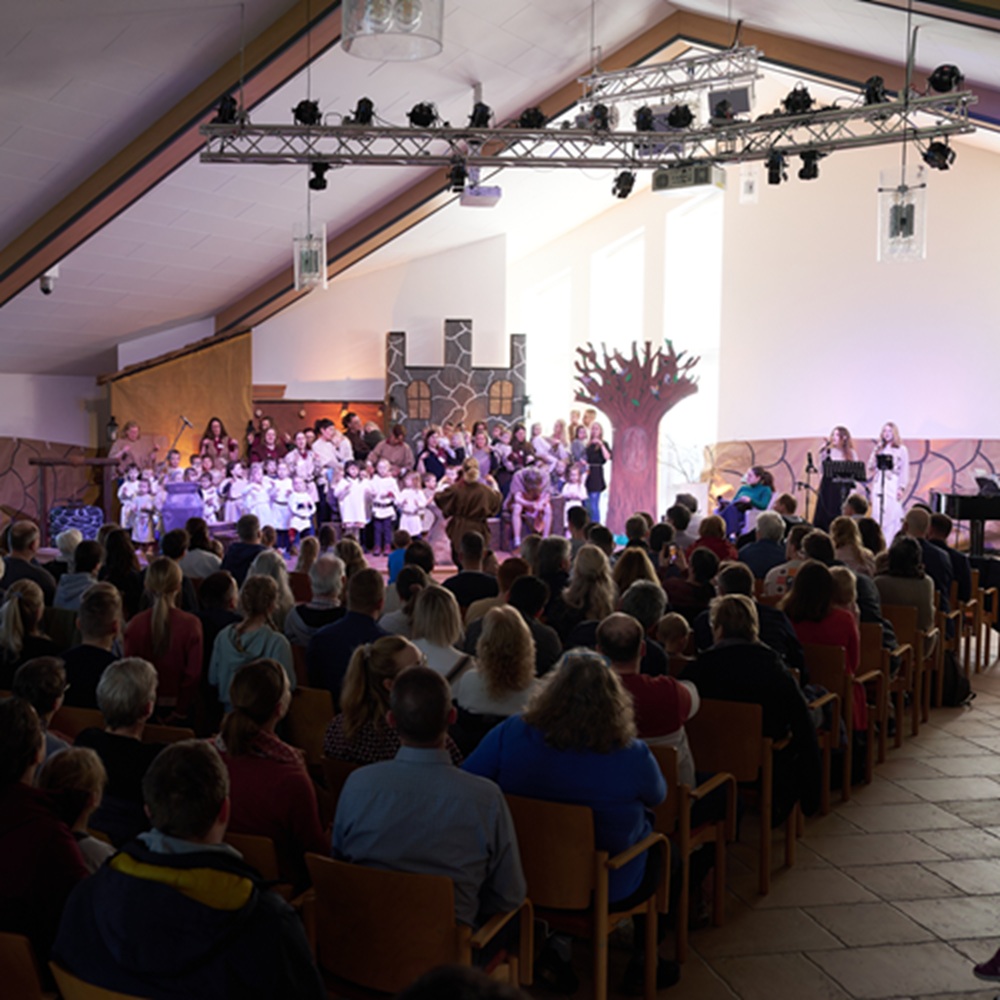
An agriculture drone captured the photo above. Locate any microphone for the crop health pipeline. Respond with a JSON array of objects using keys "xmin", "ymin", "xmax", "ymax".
[{"xmin": 180, "ymin": 415, "xmax": 194, "ymax": 428}]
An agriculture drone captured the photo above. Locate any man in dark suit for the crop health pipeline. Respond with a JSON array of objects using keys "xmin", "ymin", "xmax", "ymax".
[
  {"xmin": 902, "ymin": 507, "xmax": 953, "ymax": 611},
  {"xmin": 929, "ymin": 513, "xmax": 972, "ymax": 603}
]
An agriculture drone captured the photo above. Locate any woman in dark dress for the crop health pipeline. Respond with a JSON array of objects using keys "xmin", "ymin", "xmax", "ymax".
[
  {"xmin": 585, "ymin": 422, "xmax": 612, "ymax": 524},
  {"xmin": 814, "ymin": 425, "xmax": 861, "ymax": 531}
]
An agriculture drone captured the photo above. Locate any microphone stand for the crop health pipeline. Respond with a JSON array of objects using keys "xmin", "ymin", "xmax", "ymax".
[
  {"xmin": 164, "ymin": 416, "xmax": 193, "ymax": 472},
  {"xmin": 797, "ymin": 450, "xmax": 819, "ymax": 522}
]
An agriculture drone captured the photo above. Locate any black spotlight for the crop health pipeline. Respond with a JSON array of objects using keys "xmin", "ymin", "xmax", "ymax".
[
  {"xmin": 293, "ymin": 99, "xmax": 322, "ymax": 126},
  {"xmin": 923, "ymin": 141, "xmax": 956, "ymax": 170},
  {"xmin": 469, "ymin": 102, "xmax": 492, "ymax": 128},
  {"xmin": 798, "ymin": 150, "xmax": 824, "ymax": 180},
  {"xmin": 346, "ymin": 97, "xmax": 374, "ymax": 126},
  {"xmin": 928, "ymin": 64, "xmax": 964, "ymax": 93},
  {"xmin": 518, "ymin": 106, "xmax": 547, "ymax": 129},
  {"xmin": 309, "ymin": 162, "xmax": 330, "ymax": 191},
  {"xmin": 591, "ymin": 103, "xmax": 611, "ymax": 131},
  {"xmin": 408, "ymin": 102, "xmax": 437, "ymax": 127},
  {"xmin": 667, "ymin": 104, "xmax": 694, "ymax": 129},
  {"xmin": 211, "ymin": 94, "xmax": 238, "ymax": 125},
  {"xmin": 712, "ymin": 98, "xmax": 735, "ymax": 122},
  {"xmin": 864, "ymin": 75, "xmax": 888, "ymax": 105},
  {"xmin": 447, "ymin": 160, "xmax": 468, "ymax": 192},
  {"xmin": 766, "ymin": 151, "xmax": 787, "ymax": 185},
  {"xmin": 634, "ymin": 106, "xmax": 655, "ymax": 131},
  {"xmin": 782, "ymin": 85, "xmax": 814, "ymax": 115},
  {"xmin": 612, "ymin": 170, "xmax": 636, "ymax": 199}
]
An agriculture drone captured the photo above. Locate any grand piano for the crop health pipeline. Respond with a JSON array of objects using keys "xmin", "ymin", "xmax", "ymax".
[{"xmin": 930, "ymin": 491, "xmax": 1000, "ymax": 557}]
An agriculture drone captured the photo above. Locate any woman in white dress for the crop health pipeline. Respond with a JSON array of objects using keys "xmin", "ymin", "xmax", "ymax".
[{"xmin": 867, "ymin": 421, "xmax": 909, "ymax": 544}]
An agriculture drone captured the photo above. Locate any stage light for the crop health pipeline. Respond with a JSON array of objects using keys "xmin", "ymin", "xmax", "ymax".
[
  {"xmin": 712, "ymin": 99, "xmax": 734, "ymax": 121},
  {"xmin": 469, "ymin": 102, "xmax": 492, "ymax": 128},
  {"xmin": 591, "ymin": 104, "xmax": 610, "ymax": 131},
  {"xmin": 612, "ymin": 170, "xmax": 635, "ymax": 199},
  {"xmin": 766, "ymin": 151, "xmax": 787, "ymax": 185},
  {"xmin": 408, "ymin": 102, "xmax": 437, "ymax": 127},
  {"xmin": 346, "ymin": 97, "xmax": 375, "ymax": 125},
  {"xmin": 106, "ymin": 416, "xmax": 119, "ymax": 443},
  {"xmin": 309, "ymin": 163, "xmax": 331, "ymax": 190},
  {"xmin": 798, "ymin": 151, "xmax": 824, "ymax": 180},
  {"xmin": 864, "ymin": 75, "xmax": 887, "ymax": 105},
  {"xmin": 293, "ymin": 99, "xmax": 322, "ymax": 126},
  {"xmin": 211, "ymin": 95, "xmax": 238, "ymax": 125},
  {"xmin": 782, "ymin": 85, "xmax": 813, "ymax": 115},
  {"xmin": 447, "ymin": 159, "xmax": 467, "ymax": 192},
  {"xmin": 922, "ymin": 140, "xmax": 955, "ymax": 170},
  {"xmin": 518, "ymin": 106, "xmax": 546, "ymax": 128},
  {"xmin": 928, "ymin": 64, "xmax": 964, "ymax": 93},
  {"xmin": 634, "ymin": 106, "xmax": 654, "ymax": 132},
  {"xmin": 667, "ymin": 104, "xmax": 693, "ymax": 129}
]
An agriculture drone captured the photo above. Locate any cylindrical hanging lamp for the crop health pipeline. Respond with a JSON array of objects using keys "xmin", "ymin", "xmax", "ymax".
[{"xmin": 342, "ymin": 0, "xmax": 444, "ymax": 61}]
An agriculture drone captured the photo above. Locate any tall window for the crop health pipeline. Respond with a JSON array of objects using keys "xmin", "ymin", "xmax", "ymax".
[
  {"xmin": 407, "ymin": 380, "xmax": 431, "ymax": 420},
  {"xmin": 488, "ymin": 379, "xmax": 514, "ymax": 416}
]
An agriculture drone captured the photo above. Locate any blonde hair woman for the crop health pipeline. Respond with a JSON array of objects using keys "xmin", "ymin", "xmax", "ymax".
[
  {"xmin": 612, "ymin": 548, "xmax": 658, "ymax": 594},
  {"xmin": 246, "ymin": 548, "xmax": 296, "ymax": 631},
  {"xmin": 123, "ymin": 557, "xmax": 202, "ymax": 719},
  {"xmin": 335, "ymin": 537, "xmax": 368, "ymax": 580},
  {"xmin": 547, "ymin": 544, "xmax": 617, "ymax": 643},
  {"xmin": 463, "ymin": 649, "xmax": 672, "ymax": 989},
  {"xmin": 830, "ymin": 516, "xmax": 876, "ymax": 577},
  {"xmin": 866, "ymin": 420, "xmax": 909, "ymax": 543},
  {"xmin": 293, "ymin": 535, "xmax": 320, "ymax": 574},
  {"xmin": 411, "ymin": 584, "xmax": 470, "ymax": 679},
  {"xmin": 0, "ymin": 580, "xmax": 58, "ymax": 685}
]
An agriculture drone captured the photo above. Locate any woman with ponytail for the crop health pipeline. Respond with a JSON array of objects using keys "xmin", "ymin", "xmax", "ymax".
[
  {"xmin": 323, "ymin": 635, "xmax": 462, "ymax": 764},
  {"xmin": 0, "ymin": 580, "xmax": 59, "ymax": 687},
  {"xmin": 123, "ymin": 557, "xmax": 202, "ymax": 720},
  {"xmin": 215, "ymin": 658, "xmax": 325, "ymax": 889}
]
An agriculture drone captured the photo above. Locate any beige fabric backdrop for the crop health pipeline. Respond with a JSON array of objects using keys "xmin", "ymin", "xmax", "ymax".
[{"xmin": 108, "ymin": 333, "xmax": 252, "ymax": 463}]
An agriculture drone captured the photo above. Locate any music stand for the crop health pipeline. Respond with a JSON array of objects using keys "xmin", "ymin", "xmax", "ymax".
[
  {"xmin": 874, "ymin": 452, "xmax": 894, "ymax": 531},
  {"xmin": 822, "ymin": 460, "xmax": 866, "ymax": 523}
]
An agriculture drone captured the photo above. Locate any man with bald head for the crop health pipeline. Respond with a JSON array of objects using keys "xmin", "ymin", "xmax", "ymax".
[
  {"xmin": 902, "ymin": 507, "xmax": 953, "ymax": 610},
  {"xmin": 597, "ymin": 613, "xmax": 699, "ymax": 786}
]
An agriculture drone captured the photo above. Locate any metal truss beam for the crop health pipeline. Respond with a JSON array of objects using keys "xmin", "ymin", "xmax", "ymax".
[{"xmin": 200, "ymin": 92, "xmax": 975, "ymax": 171}]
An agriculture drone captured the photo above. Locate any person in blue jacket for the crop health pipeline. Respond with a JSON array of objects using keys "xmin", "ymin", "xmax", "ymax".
[{"xmin": 716, "ymin": 465, "xmax": 774, "ymax": 539}]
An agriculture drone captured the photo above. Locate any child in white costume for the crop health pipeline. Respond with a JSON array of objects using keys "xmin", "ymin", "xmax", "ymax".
[
  {"xmin": 368, "ymin": 459, "xmax": 400, "ymax": 556},
  {"xmin": 397, "ymin": 470, "xmax": 428, "ymax": 538},
  {"xmin": 334, "ymin": 462, "xmax": 369, "ymax": 541}
]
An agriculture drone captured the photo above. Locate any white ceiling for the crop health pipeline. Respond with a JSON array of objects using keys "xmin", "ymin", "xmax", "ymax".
[{"xmin": 0, "ymin": 0, "xmax": 997, "ymax": 375}]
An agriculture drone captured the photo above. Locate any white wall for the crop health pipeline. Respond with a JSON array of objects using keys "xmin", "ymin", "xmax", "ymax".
[
  {"xmin": 117, "ymin": 318, "xmax": 214, "ymax": 370},
  {"xmin": 0, "ymin": 374, "xmax": 102, "ymax": 447},
  {"xmin": 717, "ymin": 137, "xmax": 1000, "ymax": 443},
  {"xmin": 252, "ymin": 235, "xmax": 509, "ymax": 398}
]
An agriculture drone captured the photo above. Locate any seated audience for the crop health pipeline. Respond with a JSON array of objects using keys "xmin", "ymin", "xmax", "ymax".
[
  {"xmin": 99, "ymin": 529, "xmax": 145, "ymax": 619},
  {"xmin": 657, "ymin": 612, "xmax": 692, "ymax": 656},
  {"xmin": 76, "ymin": 658, "xmax": 165, "ymax": 846},
  {"xmin": 412, "ymin": 584, "xmax": 470, "ymax": 678},
  {"xmin": 900, "ymin": 507, "xmax": 953, "ymax": 610},
  {"xmin": 443, "ymin": 531, "xmax": 499, "ymax": 613},
  {"xmin": 546, "ymin": 544, "xmax": 617, "ymax": 643},
  {"xmin": 156, "ymin": 529, "xmax": 200, "ymax": 614},
  {"xmin": 333, "ymin": 666, "xmax": 525, "ymax": 929},
  {"xmin": 465, "ymin": 556, "xmax": 529, "ymax": 625},
  {"xmin": 12, "ymin": 657, "xmax": 70, "ymax": 758},
  {"xmin": 285, "ymin": 555, "xmax": 346, "ymax": 646},
  {"xmin": 0, "ymin": 697, "xmax": 87, "ymax": 965},
  {"xmin": 220, "ymin": 514, "xmax": 267, "ymax": 586},
  {"xmin": 53, "ymin": 739, "xmax": 325, "ymax": 999},
  {"xmin": 830, "ymin": 516, "xmax": 876, "ymax": 576},
  {"xmin": 210, "ymin": 575, "xmax": 294, "ymax": 712},
  {"xmin": 567, "ymin": 505, "xmax": 590, "ymax": 560},
  {"xmin": 0, "ymin": 580, "xmax": 60, "ymax": 688},
  {"xmin": 178, "ymin": 517, "xmax": 222, "ymax": 577},
  {"xmin": 737, "ymin": 511, "xmax": 787, "ymax": 580},
  {"xmin": 842, "ymin": 493, "xmax": 870, "ymax": 518},
  {"xmin": 293, "ymin": 535, "xmax": 320, "ymax": 574},
  {"xmin": 1, "ymin": 520, "xmax": 56, "ymax": 605},
  {"xmin": 215, "ymin": 659, "xmax": 326, "ymax": 889},
  {"xmin": 874, "ymin": 537, "xmax": 936, "ymax": 632},
  {"xmin": 666, "ymin": 503, "xmax": 698, "ymax": 552},
  {"xmin": 928, "ymin": 512, "xmax": 973, "ymax": 603},
  {"xmin": 62, "ymin": 582, "xmax": 122, "ymax": 709},
  {"xmin": 687, "ymin": 514, "xmax": 738, "ymax": 562},
  {"xmin": 762, "ymin": 523, "xmax": 813, "ymax": 598},
  {"xmin": 662, "ymin": 547, "xmax": 719, "ymax": 625},
  {"xmin": 612, "ymin": 547, "xmax": 659, "ymax": 593},
  {"xmin": 37, "ymin": 747, "xmax": 115, "ymax": 873},
  {"xmin": 194, "ymin": 571, "xmax": 242, "ymax": 672},
  {"xmin": 378, "ymin": 564, "xmax": 428, "ymax": 638},
  {"xmin": 48, "ymin": 529, "xmax": 83, "ymax": 583},
  {"xmin": 533, "ymin": 535, "xmax": 572, "ymax": 613},
  {"xmin": 246, "ymin": 549, "xmax": 296, "ymax": 632},
  {"xmin": 857, "ymin": 517, "xmax": 887, "ymax": 563},
  {"xmin": 335, "ymin": 537, "xmax": 368, "ymax": 580},
  {"xmin": 53, "ymin": 539, "xmax": 104, "ymax": 611}
]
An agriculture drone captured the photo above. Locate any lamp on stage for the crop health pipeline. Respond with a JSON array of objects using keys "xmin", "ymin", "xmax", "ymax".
[{"xmin": 106, "ymin": 415, "xmax": 119, "ymax": 443}]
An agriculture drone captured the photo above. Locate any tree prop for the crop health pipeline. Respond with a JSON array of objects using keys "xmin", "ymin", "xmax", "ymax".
[{"xmin": 575, "ymin": 339, "xmax": 699, "ymax": 531}]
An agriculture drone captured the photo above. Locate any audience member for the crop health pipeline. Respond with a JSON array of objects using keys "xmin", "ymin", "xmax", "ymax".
[
  {"xmin": 48, "ymin": 529, "xmax": 83, "ymax": 583},
  {"xmin": 246, "ymin": 549, "xmax": 296, "ymax": 632},
  {"xmin": 285, "ymin": 555, "xmax": 345, "ymax": 646},
  {"xmin": 901, "ymin": 507, "xmax": 953, "ymax": 609},
  {"xmin": 443, "ymin": 532, "xmax": 500, "ymax": 613},
  {"xmin": 666, "ymin": 503, "xmax": 697, "ymax": 552},
  {"xmin": 466, "ymin": 556, "xmax": 529, "ymax": 625},
  {"xmin": 762, "ymin": 523, "xmax": 813, "ymax": 598},
  {"xmin": 178, "ymin": 517, "xmax": 222, "ymax": 577},
  {"xmin": 736, "ymin": 511, "xmax": 787, "ymax": 579},
  {"xmin": 0, "ymin": 580, "xmax": 60, "ymax": 688},
  {"xmin": 61, "ymin": 582, "xmax": 122, "ymax": 708},
  {"xmin": 830, "ymin": 516, "xmax": 876, "ymax": 577},
  {"xmin": 546, "ymin": 544, "xmax": 617, "ymax": 643},
  {"xmin": 928, "ymin": 512, "xmax": 972, "ymax": 603},
  {"xmin": 612, "ymin": 547, "xmax": 658, "ymax": 593},
  {"xmin": 378, "ymin": 564, "xmax": 427, "ymax": 638},
  {"xmin": 874, "ymin": 537, "xmax": 936, "ymax": 632},
  {"xmin": 687, "ymin": 514, "xmax": 738, "ymax": 562},
  {"xmin": 53, "ymin": 539, "xmax": 104, "ymax": 611},
  {"xmin": 842, "ymin": 493, "xmax": 870, "ymax": 518},
  {"xmin": 220, "ymin": 514, "xmax": 267, "ymax": 586},
  {"xmin": 662, "ymin": 547, "xmax": 719, "ymax": 625},
  {"xmin": 157, "ymin": 529, "xmax": 201, "ymax": 613},
  {"xmin": 12, "ymin": 656, "xmax": 70, "ymax": 758},
  {"xmin": 412, "ymin": 584, "xmax": 469, "ymax": 678},
  {"xmin": 99, "ymin": 529, "xmax": 145, "ymax": 619},
  {"xmin": 1, "ymin": 520, "xmax": 56, "ymax": 605}
]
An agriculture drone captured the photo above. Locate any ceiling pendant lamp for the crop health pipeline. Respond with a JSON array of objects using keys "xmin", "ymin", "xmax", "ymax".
[{"xmin": 342, "ymin": 0, "xmax": 444, "ymax": 61}]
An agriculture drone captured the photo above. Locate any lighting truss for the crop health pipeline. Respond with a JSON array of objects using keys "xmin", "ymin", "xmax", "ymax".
[
  {"xmin": 578, "ymin": 46, "xmax": 761, "ymax": 103},
  {"xmin": 200, "ymin": 91, "xmax": 975, "ymax": 171}
]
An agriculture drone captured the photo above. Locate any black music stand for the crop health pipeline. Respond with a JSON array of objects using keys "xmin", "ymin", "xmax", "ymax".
[{"xmin": 823, "ymin": 459, "xmax": 866, "ymax": 522}]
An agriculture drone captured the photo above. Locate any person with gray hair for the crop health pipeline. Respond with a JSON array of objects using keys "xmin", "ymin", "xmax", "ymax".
[
  {"xmin": 49, "ymin": 528, "xmax": 83, "ymax": 582},
  {"xmin": 75, "ymin": 657, "xmax": 166, "ymax": 845},
  {"xmin": 736, "ymin": 510, "xmax": 788, "ymax": 580},
  {"xmin": 284, "ymin": 555, "xmax": 346, "ymax": 647}
]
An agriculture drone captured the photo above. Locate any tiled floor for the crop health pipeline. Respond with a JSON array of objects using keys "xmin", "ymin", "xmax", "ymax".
[{"xmin": 530, "ymin": 657, "xmax": 1000, "ymax": 1000}]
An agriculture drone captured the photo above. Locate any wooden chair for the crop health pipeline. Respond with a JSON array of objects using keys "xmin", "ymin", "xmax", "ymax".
[
  {"xmin": 859, "ymin": 622, "xmax": 914, "ymax": 757},
  {"xmin": 684, "ymin": 700, "xmax": 798, "ymax": 896},
  {"xmin": 806, "ymin": 687, "xmax": 841, "ymax": 816},
  {"xmin": 289, "ymin": 571, "xmax": 312, "ymax": 604},
  {"xmin": 304, "ymin": 853, "xmax": 532, "ymax": 996},
  {"xmin": 881, "ymin": 603, "xmax": 939, "ymax": 724},
  {"xmin": 950, "ymin": 577, "xmax": 980, "ymax": 677},
  {"xmin": 320, "ymin": 756, "xmax": 361, "ymax": 825},
  {"xmin": 50, "ymin": 705, "xmax": 103, "ymax": 741},
  {"xmin": 224, "ymin": 831, "xmax": 283, "ymax": 881},
  {"xmin": 142, "ymin": 723, "xmax": 195, "ymax": 744},
  {"xmin": 803, "ymin": 643, "xmax": 883, "ymax": 801},
  {"xmin": 291, "ymin": 643, "xmax": 309, "ymax": 688},
  {"xmin": 49, "ymin": 963, "xmax": 146, "ymax": 999},
  {"xmin": 0, "ymin": 932, "xmax": 54, "ymax": 1000},
  {"xmin": 976, "ymin": 569, "xmax": 998, "ymax": 671},
  {"xmin": 285, "ymin": 687, "xmax": 335, "ymax": 771},
  {"xmin": 648, "ymin": 745, "xmax": 736, "ymax": 963},
  {"xmin": 505, "ymin": 794, "xmax": 667, "ymax": 1000},
  {"xmin": 41, "ymin": 606, "xmax": 79, "ymax": 652}
]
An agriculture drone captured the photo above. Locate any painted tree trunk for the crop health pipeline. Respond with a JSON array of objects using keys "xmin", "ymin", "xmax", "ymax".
[{"xmin": 607, "ymin": 424, "xmax": 657, "ymax": 531}]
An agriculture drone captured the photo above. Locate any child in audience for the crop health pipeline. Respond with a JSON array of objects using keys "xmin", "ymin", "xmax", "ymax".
[
  {"xmin": 261, "ymin": 525, "xmax": 278, "ymax": 550},
  {"xmin": 830, "ymin": 565, "xmax": 861, "ymax": 625},
  {"xmin": 398, "ymin": 470, "xmax": 427, "ymax": 539},
  {"xmin": 387, "ymin": 529, "xmax": 411, "ymax": 585},
  {"xmin": 368, "ymin": 458, "xmax": 400, "ymax": 557},
  {"xmin": 335, "ymin": 461, "xmax": 369, "ymax": 543},
  {"xmin": 656, "ymin": 612, "xmax": 693, "ymax": 660}
]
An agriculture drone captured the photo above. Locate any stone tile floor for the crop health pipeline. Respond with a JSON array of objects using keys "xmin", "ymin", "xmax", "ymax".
[{"xmin": 528, "ymin": 654, "xmax": 1000, "ymax": 1000}]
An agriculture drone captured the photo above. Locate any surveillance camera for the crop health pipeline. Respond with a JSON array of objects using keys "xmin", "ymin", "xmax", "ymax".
[{"xmin": 40, "ymin": 275, "xmax": 54, "ymax": 295}]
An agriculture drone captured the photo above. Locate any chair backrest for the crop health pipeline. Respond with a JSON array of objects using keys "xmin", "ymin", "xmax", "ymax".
[
  {"xmin": 647, "ymin": 744, "xmax": 681, "ymax": 836},
  {"xmin": 51, "ymin": 705, "xmax": 104, "ymax": 741},
  {"xmin": 291, "ymin": 643, "xmax": 309, "ymax": 688},
  {"xmin": 684, "ymin": 699, "xmax": 764, "ymax": 783},
  {"xmin": 224, "ymin": 832, "xmax": 281, "ymax": 882},
  {"xmin": 50, "ymin": 961, "xmax": 147, "ymax": 999},
  {"xmin": 304, "ymin": 853, "xmax": 466, "ymax": 994},
  {"xmin": 859, "ymin": 621, "xmax": 885, "ymax": 674},
  {"xmin": 289, "ymin": 571, "xmax": 313, "ymax": 604},
  {"xmin": 802, "ymin": 643, "xmax": 850, "ymax": 724},
  {"xmin": 881, "ymin": 602, "xmax": 919, "ymax": 646},
  {"xmin": 505, "ymin": 794, "xmax": 597, "ymax": 910},
  {"xmin": 42, "ymin": 606, "xmax": 79, "ymax": 653},
  {"xmin": 285, "ymin": 687, "xmax": 334, "ymax": 766},
  {"xmin": 321, "ymin": 756, "xmax": 361, "ymax": 820},
  {"xmin": 142, "ymin": 723, "xmax": 195, "ymax": 745},
  {"xmin": 0, "ymin": 932, "xmax": 46, "ymax": 1000}
]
